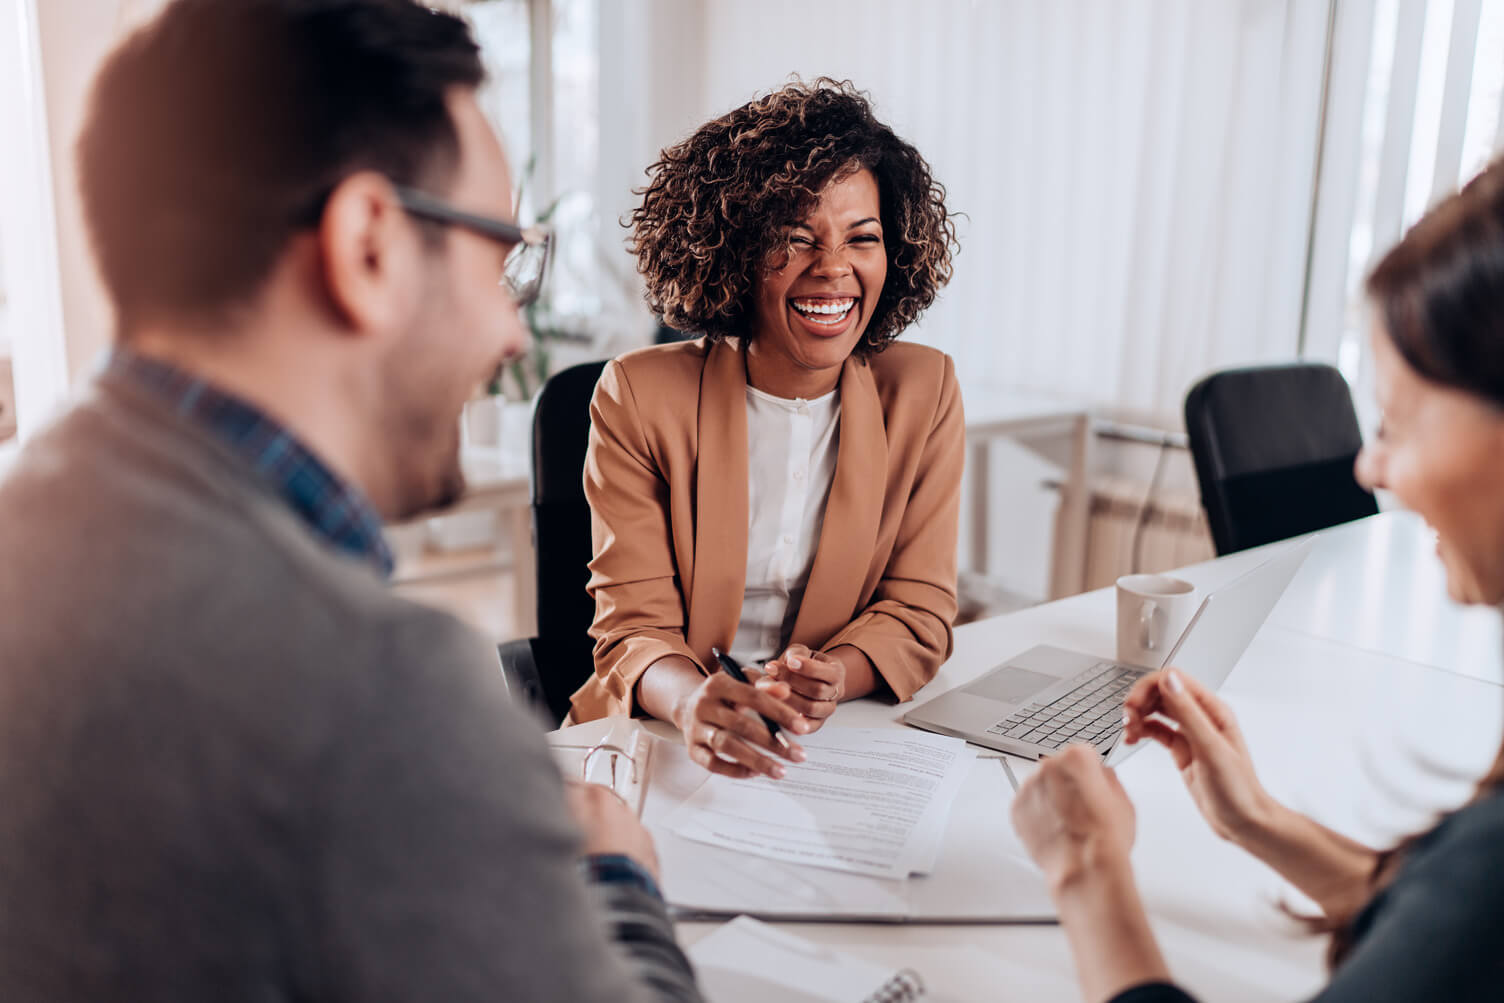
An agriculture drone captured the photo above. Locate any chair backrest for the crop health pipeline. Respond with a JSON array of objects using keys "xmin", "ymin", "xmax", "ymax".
[
  {"xmin": 1184, "ymin": 363, "xmax": 1378, "ymax": 555},
  {"xmin": 528, "ymin": 359, "xmax": 608, "ymax": 721}
]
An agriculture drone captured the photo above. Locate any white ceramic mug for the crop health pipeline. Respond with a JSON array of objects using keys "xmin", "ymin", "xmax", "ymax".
[{"xmin": 1115, "ymin": 574, "xmax": 1199, "ymax": 668}]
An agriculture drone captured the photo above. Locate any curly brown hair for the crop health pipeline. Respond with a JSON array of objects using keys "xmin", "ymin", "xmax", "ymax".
[{"xmin": 629, "ymin": 78, "xmax": 957, "ymax": 354}]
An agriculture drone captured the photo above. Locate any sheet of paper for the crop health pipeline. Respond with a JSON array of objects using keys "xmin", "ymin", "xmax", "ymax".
[
  {"xmin": 662, "ymin": 728, "xmax": 973, "ymax": 879},
  {"xmin": 648, "ymin": 751, "xmax": 1055, "ymax": 921}
]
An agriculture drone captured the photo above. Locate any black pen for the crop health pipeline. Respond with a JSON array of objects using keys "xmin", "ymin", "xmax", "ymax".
[{"xmin": 710, "ymin": 646, "xmax": 792, "ymax": 753}]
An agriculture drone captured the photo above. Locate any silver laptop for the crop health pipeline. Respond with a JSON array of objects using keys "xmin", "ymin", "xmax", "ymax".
[{"xmin": 904, "ymin": 538, "xmax": 1313, "ymax": 763}]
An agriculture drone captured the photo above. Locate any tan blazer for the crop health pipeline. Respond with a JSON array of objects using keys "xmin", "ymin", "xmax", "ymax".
[{"xmin": 570, "ymin": 336, "xmax": 963, "ymax": 721}]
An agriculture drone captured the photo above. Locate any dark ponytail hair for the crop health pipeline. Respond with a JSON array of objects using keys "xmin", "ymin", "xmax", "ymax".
[{"xmin": 1319, "ymin": 155, "xmax": 1504, "ymax": 967}]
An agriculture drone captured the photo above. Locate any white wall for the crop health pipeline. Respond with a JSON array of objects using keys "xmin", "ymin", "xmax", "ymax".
[
  {"xmin": 596, "ymin": 0, "xmax": 708, "ymax": 329},
  {"xmin": 603, "ymin": 0, "xmax": 1332, "ymax": 421}
]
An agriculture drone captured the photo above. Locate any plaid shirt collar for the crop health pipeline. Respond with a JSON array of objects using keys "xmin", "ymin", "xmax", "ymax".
[{"xmin": 107, "ymin": 349, "xmax": 395, "ymax": 577}]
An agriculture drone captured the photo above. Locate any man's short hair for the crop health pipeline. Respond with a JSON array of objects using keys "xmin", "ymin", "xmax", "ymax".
[{"xmin": 77, "ymin": 0, "xmax": 486, "ymax": 333}]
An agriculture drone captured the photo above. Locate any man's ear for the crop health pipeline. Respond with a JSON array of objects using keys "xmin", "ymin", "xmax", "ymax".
[{"xmin": 318, "ymin": 172, "xmax": 426, "ymax": 337}]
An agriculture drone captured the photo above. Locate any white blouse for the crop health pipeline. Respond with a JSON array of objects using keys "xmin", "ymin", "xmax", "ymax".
[{"xmin": 727, "ymin": 384, "xmax": 841, "ymax": 666}]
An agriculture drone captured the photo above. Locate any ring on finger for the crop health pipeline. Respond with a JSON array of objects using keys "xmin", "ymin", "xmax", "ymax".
[{"xmin": 702, "ymin": 723, "xmax": 719, "ymax": 748}]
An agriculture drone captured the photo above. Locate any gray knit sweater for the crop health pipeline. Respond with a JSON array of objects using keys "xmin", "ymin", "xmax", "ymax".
[{"xmin": 0, "ymin": 371, "xmax": 701, "ymax": 1002}]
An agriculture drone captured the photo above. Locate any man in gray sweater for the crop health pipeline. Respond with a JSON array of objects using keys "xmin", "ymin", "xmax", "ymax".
[{"xmin": 0, "ymin": 1, "xmax": 701, "ymax": 1000}]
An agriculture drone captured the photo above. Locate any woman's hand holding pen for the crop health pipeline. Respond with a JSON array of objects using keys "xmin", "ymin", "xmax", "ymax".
[{"xmin": 673, "ymin": 669, "xmax": 809, "ymax": 780}]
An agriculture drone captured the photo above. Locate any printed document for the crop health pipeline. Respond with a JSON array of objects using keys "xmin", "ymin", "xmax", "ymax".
[{"xmin": 661, "ymin": 728, "xmax": 972, "ymax": 879}]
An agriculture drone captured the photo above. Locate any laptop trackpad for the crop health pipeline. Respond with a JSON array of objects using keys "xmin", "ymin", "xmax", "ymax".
[{"xmin": 965, "ymin": 666, "xmax": 1059, "ymax": 704}]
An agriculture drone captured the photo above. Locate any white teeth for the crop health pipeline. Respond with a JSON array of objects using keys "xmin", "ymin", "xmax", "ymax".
[{"xmin": 791, "ymin": 297, "xmax": 856, "ymax": 316}]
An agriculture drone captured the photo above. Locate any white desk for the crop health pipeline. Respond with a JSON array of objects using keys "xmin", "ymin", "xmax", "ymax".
[
  {"xmin": 1105, "ymin": 512, "xmax": 1502, "ymax": 686},
  {"xmin": 648, "ymin": 512, "xmax": 1502, "ymax": 1001}
]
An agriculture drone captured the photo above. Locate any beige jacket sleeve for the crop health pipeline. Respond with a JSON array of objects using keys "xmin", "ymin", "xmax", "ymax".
[
  {"xmin": 823, "ymin": 358, "xmax": 963, "ymax": 701},
  {"xmin": 573, "ymin": 360, "xmax": 701, "ymax": 719}
]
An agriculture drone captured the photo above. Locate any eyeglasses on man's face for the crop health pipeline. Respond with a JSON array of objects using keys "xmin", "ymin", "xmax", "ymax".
[{"xmin": 394, "ymin": 186, "xmax": 553, "ymax": 308}]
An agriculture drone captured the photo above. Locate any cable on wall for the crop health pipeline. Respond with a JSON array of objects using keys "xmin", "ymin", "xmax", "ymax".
[{"xmin": 1130, "ymin": 436, "xmax": 1173, "ymax": 575}]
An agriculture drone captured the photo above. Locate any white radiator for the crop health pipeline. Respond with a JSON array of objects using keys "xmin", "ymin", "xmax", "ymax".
[{"xmin": 1075, "ymin": 475, "xmax": 1215, "ymax": 593}]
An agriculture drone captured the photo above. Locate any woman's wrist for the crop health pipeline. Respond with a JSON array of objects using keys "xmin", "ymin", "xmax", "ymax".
[
  {"xmin": 637, "ymin": 655, "xmax": 705, "ymax": 729},
  {"xmin": 1219, "ymin": 783, "xmax": 1283, "ymax": 851},
  {"xmin": 1233, "ymin": 796, "xmax": 1379, "ymax": 917},
  {"xmin": 1230, "ymin": 791, "xmax": 1310, "ymax": 863},
  {"xmin": 1051, "ymin": 848, "xmax": 1172, "ymax": 1002},
  {"xmin": 826, "ymin": 645, "xmax": 878, "ymax": 701},
  {"xmin": 1047, "ymin": 837, "xmax": 1136, "ymax": 899}
]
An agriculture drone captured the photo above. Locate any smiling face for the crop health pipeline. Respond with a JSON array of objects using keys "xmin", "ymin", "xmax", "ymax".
[
  {"xmin": 1354, "ymin": 327, "xmax": 1504, "ymax": 605},
  {"xmin": 745, "ymin": 167, "xmax": 887, "ymax": 397},
  {"xmin": 381, "ymin": 89, "xmax": 529, "ymax": 519}
]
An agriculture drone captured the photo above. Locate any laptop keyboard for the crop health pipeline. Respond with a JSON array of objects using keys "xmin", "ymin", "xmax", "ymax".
[{"xmin": 985, "ymin": 661, "xmax": 1139, "ymax": 754}]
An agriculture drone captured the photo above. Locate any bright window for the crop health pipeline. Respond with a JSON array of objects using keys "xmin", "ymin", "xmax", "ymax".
[
  {"xmin": 467, "ymin": 0, "xmax": 602, "ymax": 396},
  {"xmin": 1333, "ymin": 0, "xmax": 1504, "ymax": 390}
]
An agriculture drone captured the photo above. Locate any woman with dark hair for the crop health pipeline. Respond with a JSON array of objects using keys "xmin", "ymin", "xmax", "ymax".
[
  {"xmin": 570, "ymin": 80, "xmax": 963, "ymax": 779},
  {"xmin": 1011, "ymin": 155, "xmax": 1504, "ymax": 1002}
]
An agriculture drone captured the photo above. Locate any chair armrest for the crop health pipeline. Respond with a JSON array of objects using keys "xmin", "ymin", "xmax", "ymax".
[{"xmin": 497, "ymin": 637, "xmax": 547, "ymax": 712}]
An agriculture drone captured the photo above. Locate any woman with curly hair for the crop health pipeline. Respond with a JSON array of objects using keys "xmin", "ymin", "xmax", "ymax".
[{"xmin": 569, "ymin": 79, "xmax": 963, "ymax": 779}]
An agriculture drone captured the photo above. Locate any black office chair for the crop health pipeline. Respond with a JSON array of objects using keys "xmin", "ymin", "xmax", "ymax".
[
  {"xmin": 497, "ymin": 359, "xmax": 608, "ymax": 725},
  {"xmin": 1184, "ymin": 363, "xmax": 1378, "ymax": 556}
]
